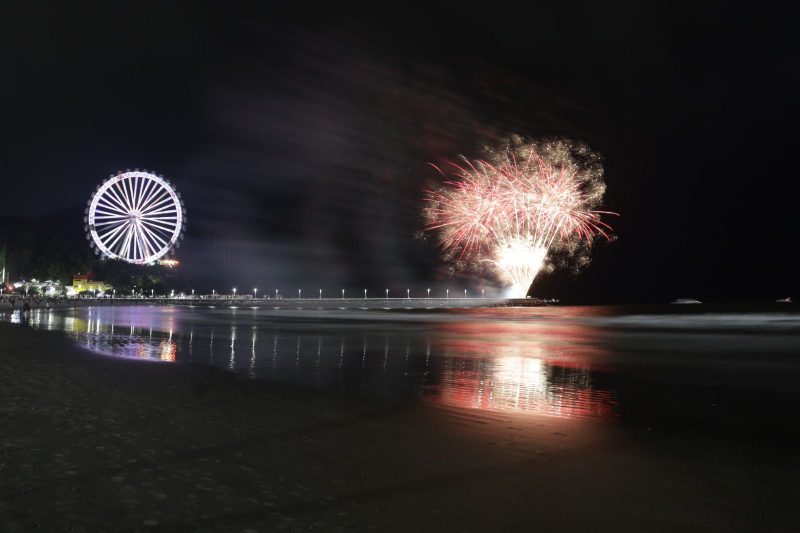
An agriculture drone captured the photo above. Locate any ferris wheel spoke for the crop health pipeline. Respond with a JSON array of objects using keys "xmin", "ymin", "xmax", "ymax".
[
  {"xmin": 134, "ymin": 226, "xmax": 150, "ymax": 258},
  {"xmin": 138, "ymin": 187, "xmax": 168, "ymax": 213},
  {"xmin": 133, "ymin": 224, "xmax": 147, "ymax": 261},
  {"xmin": 93, "ymin": 212, "xmax": 130, "ymax": 221},
  {"xmin": 113, "ymin": 224, "xmax": 129, "ymax": 258},
  {"xmin": 135, "ymin": 178, "xmax": 155, "ymax": 212},
  {"xmin": 96, "ymin": 193, "xmax": 129, "ymax": 212},
  {"xmin": 97, "ymin": 192, "xmax": 129, "ymax": 215},
  {"xmin": 141, "ymin": 205, "xmax": 178, "ymax": 216},
  {"xmin": 121, "ymin": 224, "xmax": 136, "ymax": 260},
  {"xmin": 129, "ymin": 226, "xmax": 138, "ymax": 261},
  {"xmin": 140, "ymin": 215, "xmax": 178, "ymax": 223},
  {"xmin": 141, "ymin": 218, "xmax": 178, "ymax": 233},
  {"xmin": 119, "ymin": 180, "xmax": 137, "ymax": 213},
  {"xmin": 139, "ymin": 223, "xmax": 169, "ymax": 249},
  {"xmin": 97, "ymin": 220, "xmax": 129, "ymax": 244},
  {"xmin": 141, "ymin": 195, "xmax": 174, "ymax": 215},
  {"xmin": 141, "ymin": 209, "xmax": 177, "ymax": 217},
  {"xmin": 130, "ymin": 176, "xmax": 140, "ymax": 214},
  {"xmin": 94, "ymin": 203, "xmax": 128, "ymax": 216},
  {"xmin": 138, "ymin": 225, "xmax": 160, "ymax": 259},
  {"xmin": 94, "ymin": 220, "xmax": 128, "ymax": 230},
  {"xmin": 112, "ymin": 183, "xmax": 131, "ymax": 214},
  {"xmin": 123, "ymin": 178, "xmax": 137, "ymax": 213},
  {"xmin": 112, "ymin": 224, "xmax": 133, "ymax": 256},
  {"xmin": 106, "ymin": 184, "xmax": 131, "ymax": 213},
  {"xmin": 104, "ymin": 221, "xmax": 131, "ymax": 255}
]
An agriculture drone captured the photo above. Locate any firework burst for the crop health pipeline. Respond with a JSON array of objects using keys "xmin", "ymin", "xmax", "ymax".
[{"xmin": 424, "ymin": 138, "xmax": 615, "ymax": 298}]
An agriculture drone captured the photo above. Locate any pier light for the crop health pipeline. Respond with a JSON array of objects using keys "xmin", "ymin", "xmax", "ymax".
[
  {"xmin": 171, "ymin": 290, "xmax": 175, "ymax": 297},
  {"xmin": 407, "ymin": 288, "xmax": 410, "ymax": 299},
  {"xmin": 150, "ymin": 289, "xmax": 154, "ymax": 297},
  {"xmin": 275, "ymin": 288, "xmax": 278, "ymax": 298},
  {"xmin": 386, "ymin": 288, "xmax": 389, "ymax": 299},
  {"xmin": 298, "ymin": 289, "xmax": 302, "ymax": 299},
  {"xmin": 319, "ymin": 289, "xmax": 322, "ymax": 299},
  {"xmin": 253, "ymin": 288, "xmax": 258, "ymax": 298},
  {"xmin": 191, "ymin": 289, "xmax": 194, "ymax": 296},
  {"xmin": 427, "ymin": 288, "xmax": 430, "ymax": 298},
  {"xmin": 232, "ymin": 287, "xmax": 237, "ymax": 297},
  {"xmin": 446, "ymin": 289, "xmax": 449, "ymax": 298},
  {"xmin": 212, "ymin": 289, "xmax": 216, "ymax": 297},
  {"xmin": 342, "ymin": 289, "xmax": 345, "ymax": 299},
  {"xmin": 364, "ymin": 288, "xmax": 367, "ymax": 299},
  {"xmin": 464, "ymin": 289, "xmax": 467, "ymax": 298},
  {"xmin": 482, "ymin": 289, "xmax": 485, "ymax": 298}
]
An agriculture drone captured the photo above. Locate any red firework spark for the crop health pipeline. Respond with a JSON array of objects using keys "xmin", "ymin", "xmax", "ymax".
[{"xmin": 425, "ymin": 140, "xmax": 616, "ymax": 264}]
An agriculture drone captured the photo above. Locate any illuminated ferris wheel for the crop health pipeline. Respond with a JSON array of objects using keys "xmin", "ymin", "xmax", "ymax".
[{"xmin": 85, "ymin": 170, "xmax": 185, "ymax": 264}]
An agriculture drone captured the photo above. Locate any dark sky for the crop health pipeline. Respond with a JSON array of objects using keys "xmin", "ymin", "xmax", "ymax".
[{"xmin": 3, "ymin": 1, "xmax": 799, "ymax": 302}]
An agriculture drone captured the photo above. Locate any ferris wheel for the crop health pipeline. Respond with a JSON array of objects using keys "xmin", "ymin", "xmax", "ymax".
[{"xmin": 85, "ymin": 170, "xmax": 186, "ymax": 264}]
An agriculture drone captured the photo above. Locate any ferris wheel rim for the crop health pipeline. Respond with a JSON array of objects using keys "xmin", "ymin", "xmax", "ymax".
[{"xmin": 87, "ymin": 170, "xmax": 184, "ymax": 264}]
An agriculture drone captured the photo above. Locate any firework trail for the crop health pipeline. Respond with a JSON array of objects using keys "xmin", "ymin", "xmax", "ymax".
[{"xmin": 424, "ymin": 138, "xmax": 615, "ymax": 297}]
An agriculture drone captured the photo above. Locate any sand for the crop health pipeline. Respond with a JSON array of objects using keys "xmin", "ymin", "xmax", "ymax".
[{"xmin": 1, "ymin": 322, "xmax": 798, "ymax": 532}]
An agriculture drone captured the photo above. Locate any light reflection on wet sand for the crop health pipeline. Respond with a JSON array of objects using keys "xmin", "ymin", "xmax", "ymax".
[{"xmin": 7, "ymin": 305, "xmax": 624, "ymax": 420}]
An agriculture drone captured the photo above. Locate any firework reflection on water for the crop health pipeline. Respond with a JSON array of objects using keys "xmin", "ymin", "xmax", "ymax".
[{"xmin": 16, "ymin": 305, "xmax": 618, "ymax": 420}]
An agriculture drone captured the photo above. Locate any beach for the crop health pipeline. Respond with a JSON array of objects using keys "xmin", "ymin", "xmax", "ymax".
[{"xmin": 1, "ymin": 314, "xmax": 799, "ymax": 532}]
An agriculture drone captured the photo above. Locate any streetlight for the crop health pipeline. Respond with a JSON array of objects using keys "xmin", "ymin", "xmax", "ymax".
[
  {"xmin": 298, "ymin": 289, "xmax": 302, "ymax": 299},
  {"xmin": 191, "ymin": 289, "xmax": 194, "ymax": 297},
  {"xmin": 212, "ymin": 289, "xmax": 216, "ymax": 297},
  {"xmin": 407, "ymin": 288, "xmax": 410, "ymax": 299},
  {"xmin": 254, "ymin": 288, "xmax": 258, "ymax": 298},
  {"xmin": 464, "ymin": 289, "xmax": 467, "ymax": 298},
  {"xmin": 150, "ymin": 289, "xmax": 154, "ymax": 297},
  {"xmin": 112, "ymin": 289, "xmax": 116, "ymax": 298},
  {"xmin": 482, "ymin": 289, "xmax": 485, "ymax": 299},
  {"xmin": 427, "ymin": 288, "xmax": 430, "ymax": 299},
  {"xmin": 275, "ymin": 288, "xmax": 278, "ymax": 299},
  {"xmin": 319, "ymin": 289, "xmax": 322, "ymax": 299},
  {"xmin": 233, "ymin": 287, "xmax": 237, "ymax": 298},
  {"xmin": 446, "ymin": 289, "xmax": 449, "ymax": 299},
  {"xmin": 364, "ymin": 288, "xmax": 367, "ymax": 299},
  {"xmin": 385, "ymin": 288, "xmax": 389, "ymax": 299},
  {"xmin": 342, "ymin": 289, "xmax": 345, "ymax": 299},
  {"xmin": 171, "ymin": 289, "xmax": 175, "ymax": 298}
]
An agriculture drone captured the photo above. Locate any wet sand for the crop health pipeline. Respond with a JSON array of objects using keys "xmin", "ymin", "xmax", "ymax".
[{"xmin": 1, "ymin": 322, "xmax": 798, "ymax": 532}]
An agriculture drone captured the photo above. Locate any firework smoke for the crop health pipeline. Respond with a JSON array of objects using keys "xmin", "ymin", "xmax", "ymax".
[{"xmin": 424, "ymin": 138, "xmax": 615, "ymax": 298}]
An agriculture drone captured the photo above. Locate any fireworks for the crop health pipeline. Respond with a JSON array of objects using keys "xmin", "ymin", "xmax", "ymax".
[{"xmin": 424, "ymin": 138, "xmax": 615, "ymax": 297}]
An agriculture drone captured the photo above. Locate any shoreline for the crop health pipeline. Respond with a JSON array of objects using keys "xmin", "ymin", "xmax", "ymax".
[{"xmin": 2, "ymin": 322, "xmax": 798, "ymax": 531}]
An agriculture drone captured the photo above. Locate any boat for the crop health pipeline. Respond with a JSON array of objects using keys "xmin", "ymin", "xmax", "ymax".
[
  {"xmin": 775, "ymin": 297, "xmax": 793, "ymax": 303},
  {"xmin": 671, "ymin": 298, "xmax": 702, "ymax": 304}
]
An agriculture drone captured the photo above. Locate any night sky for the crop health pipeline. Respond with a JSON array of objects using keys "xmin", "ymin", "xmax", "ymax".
[{"xmin": 3, "ymin": 1, "xmax": 798, "ymax": 303}]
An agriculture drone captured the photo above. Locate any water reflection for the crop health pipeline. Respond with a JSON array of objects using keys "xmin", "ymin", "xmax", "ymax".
[
  {"xmin": 430, "ymin": 319, "xmax": 616, "ymax": 418},
  {"xmin": 13, "ymin": 306, "xmax": 618, "ymax": 420}
]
